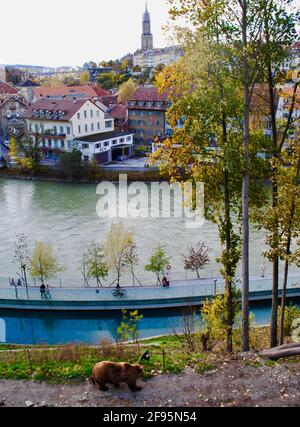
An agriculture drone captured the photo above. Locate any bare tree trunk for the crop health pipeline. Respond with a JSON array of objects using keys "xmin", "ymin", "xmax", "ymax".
[
  {"xmin": 224, "ymin": 168, "xmax": 233, "ymax": 353},
  {"xmin": 241, "ymin": 0, "xmax": 250, "ymax": 352},
  {"xmin": 279, "ymin": 160, "xmax": 300, "ymax": 345},
  {"xmin": 279, "ymin": 257, "xmax": 289, "ymax": 345}
]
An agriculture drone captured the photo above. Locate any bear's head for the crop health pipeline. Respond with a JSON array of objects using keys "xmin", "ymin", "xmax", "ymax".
[{"xmin": 133, "ymin": 364, "xmax": 144, "ymax": 377}]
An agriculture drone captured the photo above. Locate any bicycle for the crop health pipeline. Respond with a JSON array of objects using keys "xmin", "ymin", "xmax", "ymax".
[{"xmin": 111, "ymin": 288, "xmax": 128, "ymax": 298}]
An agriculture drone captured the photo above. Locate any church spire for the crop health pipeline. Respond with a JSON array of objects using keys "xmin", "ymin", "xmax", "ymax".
[{"xmin": 142, "ymin": 4, "xmax": 153, "ymax": 50}]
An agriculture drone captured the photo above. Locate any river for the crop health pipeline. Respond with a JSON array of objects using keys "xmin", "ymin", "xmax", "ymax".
[{"xmin": 0, "ymin": 176, "xmax": 298, "ymax": 287}]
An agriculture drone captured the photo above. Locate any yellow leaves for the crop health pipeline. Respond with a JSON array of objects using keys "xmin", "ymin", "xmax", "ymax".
[
  {"xmin": 9, "ymin": 137, "xmax": 19, "ymax": 160},
  {"xmin": 30, "ymin": 241, "xmax": 63, "ymax": 282}
]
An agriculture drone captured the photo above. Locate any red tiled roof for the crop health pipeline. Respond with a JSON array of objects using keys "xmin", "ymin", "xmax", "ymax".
[
  {"xmin": 109, "ymin": 104, "xmax": 127, "ymax": 119},
  {"xmin": 0, "ymin": 81, "xmax": 18, "ymax": 95},
  {"xmin": 33, "ymin": 85, "xmax": 111, "ymax": 99},
  {"xmin": 23, "ymin": 98, "xmax": 92, "ymax": 121},
  {"xmin": 130, "ymin": 86, "xmax": 169, "ymax": 102}
]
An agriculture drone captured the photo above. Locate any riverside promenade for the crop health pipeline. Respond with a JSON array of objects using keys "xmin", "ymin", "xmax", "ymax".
[{"xmin": 0, "ymin": 273, "xmax": 300, "ymax": 311}]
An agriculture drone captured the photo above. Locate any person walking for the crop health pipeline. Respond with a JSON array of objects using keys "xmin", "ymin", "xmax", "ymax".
[
  {"xmin": 40, "ymin": 283, "xmax": 46, "ymax": 299},
  {"xmin": 17, "ymin": 279, "xmax": 22, "ymax": 287},
  {"xmin": 45, "ymin": 284, "xmax": 51, "ymax": 300},
  {"xmin": 10, "ymin": 279, "xmax": 16, "ymax": 287}
]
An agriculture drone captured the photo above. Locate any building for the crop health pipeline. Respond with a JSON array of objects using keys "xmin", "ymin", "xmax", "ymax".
[
  {"xmin": 16, "ymin": 79, "xmax": 39, "ymax": 103},
  {"xmin": 132, "ymin": 5, "xmax": 183, "ymax": 71},
  {"xmin": 127, "ymin": 86, "xmax": 169, "ymax": 145},
  {"xmin": 108, "ymin": 104, "xmax": 128, "ymax": 130},
  {"xmin": 0, "ymin": 66, "xmax": 7, "ymax": 82},
  {"xmin": 0, "ymin": 94, "xmax": 28, "ymax": 140},
  {"xmin": 32, "ymin": 85, "xmax": 117, "ymax": 107},
  {"xmin": 0, "ymin": 81, "xmax": 18, "ymax": 96},
  {"xmin": 75, "ymin": 130, "xmax": 134, "ymax": 163},
  {"xmin": 22, "ymin": 97, "xmax": 133, "ymax": 163}
]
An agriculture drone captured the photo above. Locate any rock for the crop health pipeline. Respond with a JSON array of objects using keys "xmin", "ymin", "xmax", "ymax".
[
  {"xmin": 0, "ymin": 398, "xmax": 6, "ymax": 406},
  {"xmin": 237, "ymin": 351, "xmax": 257, "ymax": 361},
  {"xmin": 25, "ymin": 400, "xmax": 34, "ymax": 407}
]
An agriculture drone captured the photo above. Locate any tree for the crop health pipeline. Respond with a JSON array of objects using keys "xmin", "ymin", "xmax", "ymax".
[
  {"xmin": 9, "ymin": 136, "xmax": 19, "ymax": 161},
  {"xmin": 256, "ymin": 0, "xmax": 299, "ymax": 348},
  {"xmin": 30, "ymin": 242, "xmax": 62, "ymax": 285},
  {"xmin": 256, "ymin": 142, "xmax": 300, "ymax": 345},
  {"xmin": 42, "ymin": 77, "xmax": 65, "ymax": 87},
  {"xmin": 118, "ymin": 78, "xmax": 138, "ymax": 103},
  {"xmin": 145, "ymin": 243, "xmax": 170, "ymax": 285},
  {"xmin": 17, "ymin": 130, "xmax": 41, "ymax": 171},
  {"xmin": 153, "ymin": 28, "xmax": 267, "ymax": 352},
  {"xmin": 182, "ymin": 242, "xmax": 210, "ymax": 279},
  {"xmin": 85, "ymin": 242, "xmax": 108, "ymax": 287},
  {"xmin": 59, "ymin": 148, "xmax": 82, "ymax": 178},
  {"xmin": 124, "ymin": 240, "xmax": 141, "ymax": 286},
  {"xmin": 13, "ymin": 233, "xmax": 30, "ymax": 286},
  {"xmin": 80, "ymin": 70, "xmax": 90, "ymax": 85},
  {"xmin": 103, "ymin": 223, "xmax": 135, "ymax": 288},
  {"xmin": 165, "ymin": 0, "xmax": 299, "ymax": 351}
]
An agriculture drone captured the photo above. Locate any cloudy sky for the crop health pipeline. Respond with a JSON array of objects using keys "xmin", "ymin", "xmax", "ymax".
[{"xmin": 0, "ymin": 0, "xmax": 171, "ymax": 67}]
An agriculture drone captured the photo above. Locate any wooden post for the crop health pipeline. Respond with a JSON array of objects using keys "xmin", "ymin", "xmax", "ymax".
[
  {"xmin": 162, "ymin": 348, "xmax": 165, "ymax": 371},
  {"xmin": 26, "ymin": 348, "xmax": 33, "ymax": 373}
]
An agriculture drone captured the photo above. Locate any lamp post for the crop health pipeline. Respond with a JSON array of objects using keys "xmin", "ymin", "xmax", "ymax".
[{"xmin": 22, "ymin": 264, "xmax": 28, "ymax": 288}]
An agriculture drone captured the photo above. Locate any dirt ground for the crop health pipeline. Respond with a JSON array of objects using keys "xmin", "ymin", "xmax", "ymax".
[{"xmin": 0, "ymin": 359, "xmax": 300, "ymax": 407}]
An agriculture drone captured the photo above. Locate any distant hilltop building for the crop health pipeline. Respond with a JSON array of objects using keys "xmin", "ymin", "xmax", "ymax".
[{"xmin": 132, "ymin": 4, "xmax": 183, "ymax": 71}]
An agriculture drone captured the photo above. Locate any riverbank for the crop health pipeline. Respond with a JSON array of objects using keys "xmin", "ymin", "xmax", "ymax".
[
  {"xmin": 0, "ymin": 352, "xmax": 299, "ymax": 406},
  {"xmin": 0, "ymin": 164, "xmax": 167, "ymax": 184}
]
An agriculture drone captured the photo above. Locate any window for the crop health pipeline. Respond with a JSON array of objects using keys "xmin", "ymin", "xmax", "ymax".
[
  {"xmin": 147, "ymin": 120, "xmax": 152, "ymax": 126},
  {"xmin": 96, "ymin": 110, "xmax": 100, "ymax": 117},
  {"xmin": 126, "ymin": 136, "xmax": 132, "ymax": 142},
  {"xmin": 148, "ymin": 111, "xmax": 153, "ymax": 116},
  {"xmin": 53, "ymin": 126, "xmax": 57, "ymax": 134},
  {"xmin": 84, "ymin": 111, "xmax": 87, "ymax": 119},
  {"xmin": 35, "ymin": 124, "xmax": 39, "ymax": 132},
  {"xmin": 97, "ymin": 122, "xmax": 100, "ymax": 130},
  {"xmin": 48, "ymin": 139, "xmax": 52, "ymax": 147},
  {"xmin": 105, "ymin": 120, "xmax": 113, "ymax": 128},
  {"xmin": 60, "ymin": 126, "xmax": 64, "ymax": 134},
  {"xmin": 61, "ymin": 141, "xmax": 65, "ymax": 149},
  {"xmin": 77, "ymin": 113, "xmax": 80, "ymax": 119},
  {"xmin": 112, "ymin": 139, "xmax": 117, "ymax": 145},
  {"xmin": 119, "ymin": 138, "xmax": 124, "ymax": 143},
  {"xmin": 90, "ymin": 110, "xmax": 93, "ymax": 118},
  {"xmin": 138, "ymin": 120, "xmax": 145, "ymax": 126},
  {"xmin": 82, "ymin": 143, "xmax": 89, "ymax": 149},
  {"xmin": 54, "ymin": 140, "xmax": 58, "ymax": 149},
  {"xmin": 156, "ymin": 121, "xmax": 160, "ymax": 126},
  {"xmin": 40, "ymin": 125, "xmax": 44, "ymax": 133},
  {"xmin": 104, "ymin": 141, "xmax": 109, "ymax": 147},
  {"xmin": 96, "ymin": 143, "xmax": 102, "ymax": 149},
  {"xmin": 85, "ymin": 124, "xmax": 88, "ymax": 132},
  {"xmin": 78, "ymin": 125, "xmax": 81, "ymax": 134},
  {"xmin": 67, "ymin": 127, "xmax": 71, "ymax": 135},
  {"xmin": 91, "ymin": 123, "xmax": 94, "ymax": 131}
]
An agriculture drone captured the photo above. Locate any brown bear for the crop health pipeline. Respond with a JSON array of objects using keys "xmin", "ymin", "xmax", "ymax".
[{"xmin": 91, "ymin": 361, "xmax": 144, "ymax": 392}]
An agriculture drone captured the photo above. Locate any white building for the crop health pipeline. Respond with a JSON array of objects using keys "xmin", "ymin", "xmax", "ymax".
[{"xmin": 23, "ymin": 98, "xmax": 133, "ymax": 163}]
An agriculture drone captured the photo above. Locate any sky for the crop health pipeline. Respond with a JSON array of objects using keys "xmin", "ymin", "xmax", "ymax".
[{"xmin": 0, "ymin": 0, "xmax": 171, "ymax": 68}]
